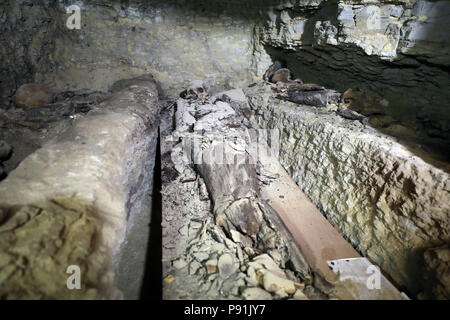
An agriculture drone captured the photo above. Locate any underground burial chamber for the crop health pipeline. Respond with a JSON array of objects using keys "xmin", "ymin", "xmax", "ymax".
[{"xmin": 0, "ymin": 0, "xmax": 448, "ymax": 300}]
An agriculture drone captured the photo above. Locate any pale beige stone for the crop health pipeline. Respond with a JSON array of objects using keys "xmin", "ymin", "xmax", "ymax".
[
  {"xmin": 0, "ymin": 75, "xmax": 160, "ymax": 299},
  {"xmin": 261, "ymin": 270, "xmax": 296, "ymax": 294}
]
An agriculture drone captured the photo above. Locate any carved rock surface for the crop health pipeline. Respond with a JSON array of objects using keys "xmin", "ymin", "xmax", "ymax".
[
  {"xmin": 256, "ymin": 0, "xmax": 450, "ymax": 140},
  {"xmin": 0, "ymin": 75, "xmax": 160, "ymax": 299},
  {"xmin": 247, "ymin": 82, "xmax": 450, "ymax": 299}
]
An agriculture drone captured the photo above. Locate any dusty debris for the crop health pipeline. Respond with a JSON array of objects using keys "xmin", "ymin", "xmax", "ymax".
[
  {"xmin": 173, "ymin": 258, "xmax": 188, "ymax": 270},
  {"xmin": 162, "ymin": 88, "xmax": 315, "ymax": 300},
  {"xmin": 261, "ymin": 270, "xmax": 296, "ymax": 294},
  {"xmin": 218, "ymin": 253, "xmax": 239, "ymax": 279},
  {"xmin": 242, "ymin": 287, "xmax": 272, "ymax": 300},
  {"xmin": 292, "ymin": 290, "xmax": 309, "ymax": 300}
]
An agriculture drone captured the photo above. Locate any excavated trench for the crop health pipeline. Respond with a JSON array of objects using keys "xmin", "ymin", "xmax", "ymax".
[{"xmin": 0, "ymin": 0, "xmax": 449, "ymax": 300}]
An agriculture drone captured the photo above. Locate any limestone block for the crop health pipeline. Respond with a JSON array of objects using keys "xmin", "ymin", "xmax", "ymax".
[
  {"xmin": 247, "ymin": 83, "xmax": 450, "ymax": 299},
  {"xmin": 0, "ymin": 75, "xmax": 160, "ymax": 299}
]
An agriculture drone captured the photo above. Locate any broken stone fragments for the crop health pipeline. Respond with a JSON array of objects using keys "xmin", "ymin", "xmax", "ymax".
[
  {"xmin": 218, "ymin": 253, "xmax": 239, "ymax": 279},
  {"xmin": 248, "ymin": 254, "xmax": 297, "ymax": 294},
  {"xmin": 163, "ymin": 88, "xmax": 314, "ymax": 300},
  {"xmin": 215, "ymin": 197, "xmax": 261, "ymax": 237},
  {"xmin": 242, "ymin": 287, "xmax": 272, "ymax": 300},
  {"xmin": 246, "ymin": 80, "xmax": 450, "ymax": 300}
]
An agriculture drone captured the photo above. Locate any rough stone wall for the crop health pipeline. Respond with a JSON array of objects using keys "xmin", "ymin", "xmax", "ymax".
[
  {"xmin": 246, "ymin": 83, "xmax": 450, "ymax": 299},
  {"xmin": 256, "ymin": 0, "xmax": 450, "ymax": 141},
  {"xmin": 0, "ymin": 0, "xmax": 59, "ymax": 108},
  {"xmin": 0, "ymin": 0, "xmax": 276, "ymax": 104},
  {"xmin": 3, "ymin": 0, "xmax": 448, "ymax": 141},
  {"xmin": 0, "ymin": 75, "xmax": 160, "ymax": 299}
]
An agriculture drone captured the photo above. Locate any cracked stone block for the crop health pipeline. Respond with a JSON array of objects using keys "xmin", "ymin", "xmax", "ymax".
[
  {"xmin": 246, "ymin": 82, "xmax": 450, "ymax": 299},
  {"xmin": 0, "ymin": 75, "xmax": 160, "ymax": 300}
]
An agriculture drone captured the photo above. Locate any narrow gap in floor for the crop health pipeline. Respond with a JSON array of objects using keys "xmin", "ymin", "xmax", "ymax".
[{"xmin": 140, "ymin": 130, "xmax": 162, "ymax": 300}]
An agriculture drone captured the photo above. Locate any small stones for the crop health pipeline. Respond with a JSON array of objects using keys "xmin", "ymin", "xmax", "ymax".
[
  {"xmin": 250, "ymin": 254, "xmax": 280, "ymax": 272},
  {"xmin": 188, "ymin": 260, "xmax": 203, "ymax": 275},
  {"xmin": 236, "ymin": 245, "xmax": 245, "ymax": 265},
  {"xmin": 294, "ymin": 282, "xmax": 306, "ymax": 291},
  {"xmin": 218, "ymin": 253, "xmax": 238, "ymax": 279},
  {"xmin": 246, "ymin": 254, "xmax": 297, "ymax": 295},
  {"xmin": 192, "ymin": 251, "xmax": 209, "ymax": 262},
  {"xmin": 242, "ymin": 287, "xmax": 273, "ymax": 300},
  {"xmin": 245, "ymin": 266, "xmax": 259, "ymax": 287},
  {"xmin": 172, "ymin": 258, "xmax": 188, "ymax": 270},
  {"xmin": 293, "ymin": 289, "xmax": 309, "ymax": 300},
  {"xmin": 230, "ymin": 229, "xmax": 253, "ymax": 248},
  {"xmin": 178, "ymin": 225, "xmax": 188, "ymax": 237},
  {"xmin": 261, "ymin": 270, "xmax": 296, "ymax": 294},
  {"xmin": 198, "ymin": 179, "xmax": 209, "ymax": 201},
  {"xmin": 243, "ymin": 247, "xmax": 256, "ymax": 257},
  {"xmin": 275, "ymin": 289, "xmax": 289, "ymax": 299},
  {"xmin": 189, "ymin": 220, "xmax": 202, "ymax": 229},
  {"xmin": 268, "ymin": 249, "xmax": 282, "ymax": 266},
  {"xmin": 209, "ymin": 241, "xmax": 226, "ymax": 253}
]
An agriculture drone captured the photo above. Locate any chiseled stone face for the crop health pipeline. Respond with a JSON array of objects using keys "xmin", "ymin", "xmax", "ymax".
[
  {"xmin": 256, "ymin": 0, "xmax": 450, "ymax": 141},
  {"xmin": 246, "ymin": 82, "xmax": 450, "ymax": 299},
  {"xmin": 0, "ymin": 75, "xmax": 160, "ymax": 299},
  {"xmin": 1, "ymin": 0, "xmax": 449, "ymax": 142},
  {"xmin": 0, "ymin": 0, "xmax": 268, "ymax": 106}
]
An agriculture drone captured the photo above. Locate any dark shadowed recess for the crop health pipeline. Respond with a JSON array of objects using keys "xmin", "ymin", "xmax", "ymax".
[
  {"xmin": 140, "ymin": 131, "xmax": 162, "ymax": 300},
  {"xmin": 262, "ymin": 0, "xmax": 450, "ymax": 167}
]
